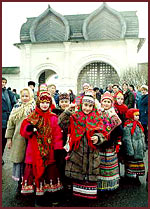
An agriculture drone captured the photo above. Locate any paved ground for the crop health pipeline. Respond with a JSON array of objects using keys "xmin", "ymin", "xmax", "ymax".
[{"xmin": 2, "ymin": 147, "xmax": 148, "ymax": 207}]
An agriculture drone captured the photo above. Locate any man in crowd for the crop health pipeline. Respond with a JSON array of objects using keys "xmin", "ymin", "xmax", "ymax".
[{"xmin": 2, "ymin": 77, "xmax": 16, "ymax": 165}]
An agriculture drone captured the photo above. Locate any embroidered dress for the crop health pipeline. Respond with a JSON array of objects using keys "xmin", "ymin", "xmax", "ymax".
[
  {"xmin": 60, "ymin": 97, "xmax": 108, "ymax": 199},
  {"xmin": 98, "ymin": 107, "xmax": 122, "ymax": 192},
  {"xmin": 20, "ymin": 104, "xmax": 63, "ymax": 196}
]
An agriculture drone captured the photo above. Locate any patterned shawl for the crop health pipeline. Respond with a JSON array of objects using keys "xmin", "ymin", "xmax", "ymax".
[
  {"xmin": 68, "ymin": 98, "xmax": 108, "ymax": 150},
  {"xmin": 26, "ymin": 106, "xmax": 55, "ymax": 166},
  {"xmin": 8, "ymin": 87, "xmax": 35, "ymax": 122}
]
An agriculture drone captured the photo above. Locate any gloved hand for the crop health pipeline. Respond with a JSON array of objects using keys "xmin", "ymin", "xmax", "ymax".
[{"xmin": 26, "ymin": 124, "xmax": 35, "ymax": 132}]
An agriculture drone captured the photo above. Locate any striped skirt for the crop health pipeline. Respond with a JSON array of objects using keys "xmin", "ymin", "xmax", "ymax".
[
  {"xmin": 98, "ymin": 149, "xmax": 120, "ymax": 191},
  {"xmin": 73, "ymin": 180, "xmax": 97, "ymax": 199},
  {"xmin": 125, "ymin": 160, "xmax": 145, "ymax": 177}
]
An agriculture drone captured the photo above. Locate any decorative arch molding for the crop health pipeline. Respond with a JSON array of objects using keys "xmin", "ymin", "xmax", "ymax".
[
  {"xmin": 31, "ymin": 63, "xmax": 60, "ymax": 82},
  {"xmin": 83, "ymin": 2, "xmax": 126, "ymax": 40},
  {"xmin": 75, "ymin": 54, "xmax": 122, "ymax": 78},
  {"xmin": 30, "ymin": 5, "xmax": 70, "ymax": 42}
]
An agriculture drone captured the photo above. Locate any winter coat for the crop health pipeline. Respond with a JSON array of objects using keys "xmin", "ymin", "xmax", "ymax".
[
  {"xmin": 20, "ymin": 116, "xmax": 63, "ymax": 164},
  {"xmin": 122, "ymin": 123, "xmax": 146, "ymax": 160},
  {"xmin": 5, "ymin": 115, "xmax": 27, "ymax": 163},
  {"xmin": 2, "ymin": 88, "xmax": 16, "ymax": 128},
  {"xmin": 123, "ymin": 89, "xmax": 135, "ymax": 109},
  {"xmin": 138, "ymin": 94, "xmax": 148, "ymax": 125}
]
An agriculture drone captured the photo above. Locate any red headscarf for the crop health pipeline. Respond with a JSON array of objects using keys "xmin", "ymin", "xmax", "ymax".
[
  {"xmin": 68, "ymin": 96, "xmax": 108, "ymax": 150},
  {"xmin": 124, "ymin": 108, "xmax": 144, "ymax": 135},
  {"xmin": 114, "ymin": 91, "xmax": 128, "ymax": 115}
]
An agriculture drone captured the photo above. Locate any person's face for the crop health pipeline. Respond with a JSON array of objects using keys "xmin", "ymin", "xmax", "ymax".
[
  {"xmin": 134, "ymin": 113, "xmax": 139, "ymax": 121},
  {"xmin": 101, "ymin": 99, "xmax": 112, "ymax": 110},
  {"xmin": 21, "ymin": 90, "xmax": 30, "ymax": 103},
  {"xmin": 141, "ymin": 88, "xmax": 147, "ymax": 95},
  {"xmin": 40, "ymin": 102, "xmax": 50, "ymax": 111},
  {"xmin": 83, "ymin": 86, "xmax": 89, "ymax": 93},
  {"xmin": 129, "ymin": 86, "xmax": 133, "ymax": 91},
  {"xmin": 113, "ymin": 86, "xmax": 119, "ymax": 93},
  {"xmin": 59, "ymin": 99, "xmax": 70, "ymax": 110},
  {"xmin": 82, "ymin": 102, "xmax": 94, "ymax": 114},
  {"xmin": 116, "ymin": 95, "xmax": 124, "ymax": 105},
  {"xmin": 2, "ymin": 79, "xmax": 7, "ymax": 88},
  {"xmin": 48, "ymin": 86, "xmax": 56, "ymax": 95},
  {"xmin": 122, "ymin": 84, "xmax": 128, "ymax": 92}
]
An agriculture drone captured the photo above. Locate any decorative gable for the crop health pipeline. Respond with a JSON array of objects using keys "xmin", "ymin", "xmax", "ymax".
[
  {"xmin": 30, "ymin": 5, "xmax": 70, "ymax": 42},
  {"xmin": 83, "ymin": 3, "xmax": 126, "ymax": 40}
]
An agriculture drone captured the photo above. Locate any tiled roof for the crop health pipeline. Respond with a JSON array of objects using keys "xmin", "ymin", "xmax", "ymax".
[{"xmin": 20, "ymin": 3, "xmax": 139, "ymax": 43}]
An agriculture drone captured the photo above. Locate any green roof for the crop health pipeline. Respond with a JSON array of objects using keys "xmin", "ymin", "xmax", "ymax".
[
  {"xmin": 2, "ymin": 67, "xmax": 20, "ymax": 74},
  {"xmin": 20, "ymin": 3, "xmax": 139, "ymax": 43}
]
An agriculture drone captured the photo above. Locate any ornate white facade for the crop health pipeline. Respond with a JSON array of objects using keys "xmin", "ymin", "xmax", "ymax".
[{"xmin": 3, "ymin": 3, "xmax": 145, "ymax": 94}]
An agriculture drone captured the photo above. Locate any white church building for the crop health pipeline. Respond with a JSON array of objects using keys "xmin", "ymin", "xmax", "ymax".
[{"xmin": 3, "ymin": 3, "xmax": 145, "ymax": 94}]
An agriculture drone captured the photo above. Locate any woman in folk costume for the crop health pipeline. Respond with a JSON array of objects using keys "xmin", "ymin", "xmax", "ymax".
[
  {"xmin": 5, "ymin": 87, "xmax": 35, "ymax": 193},
  {"xmin": 98, "ymin": 91, "xmax": 123, "ymax": 192},
  {"xmin": 20, "ymin": 91, "xmax": 63, "ymax": 199},
  {"xmin": 122, "ymin": 108, "xmax": 146, "ymax": 185},
  {"xmin": 59, "ymin": 92, "xmax": 108, "ymax": 200}
]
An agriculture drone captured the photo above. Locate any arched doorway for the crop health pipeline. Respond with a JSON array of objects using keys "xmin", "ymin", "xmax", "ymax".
[
  {"xmin": 77, "ymin": 62, "xmax": 120, "ymax": 93},
  {"xmin": 38, "ymin": 69, "xmax": 59, "ymax": 89}
]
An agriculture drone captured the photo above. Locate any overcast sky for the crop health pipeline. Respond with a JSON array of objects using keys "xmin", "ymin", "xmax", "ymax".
[{"xmin": 2, "ymin": 2, "xmax": 148, "ymax": 67}]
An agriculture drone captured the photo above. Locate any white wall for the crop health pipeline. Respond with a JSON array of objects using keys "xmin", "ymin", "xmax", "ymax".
[{"xmin": 9, "ymin": 38, "xmax": 140, "ymax": 94}]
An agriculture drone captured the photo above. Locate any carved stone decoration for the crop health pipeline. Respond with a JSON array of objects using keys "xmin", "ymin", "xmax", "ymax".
[
  {"xmin": 30, "ymin": 5, "xmax": 70, "ymax": 42},
  {"xmin": 83, "ymin": 2, "xmax": 126, "ymax": 40}
]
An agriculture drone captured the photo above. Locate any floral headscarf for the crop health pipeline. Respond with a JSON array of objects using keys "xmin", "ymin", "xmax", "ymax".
[{"xmin": 68, "ymin": 95, "xmax": 108, "ymax": 150}]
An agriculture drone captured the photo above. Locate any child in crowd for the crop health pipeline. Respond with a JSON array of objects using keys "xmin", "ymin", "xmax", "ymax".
[
  {"xmin": 53, "ymin": 93, "xmax": 75, "ymax": 195},
  {"xmin": 20, "ymin": 91, "xmax": 64, "ymax": 206},
  {"xmin": 5, "ymin": 87, "xmax": 35, "ymax": 194},
  {"xmin": 98, "ymin": 91, "xmax": 122, "ymax": 192},
  {"xmin": 59, "ymin": 92, "xmax": 108, "ymax": 201},
  {"xmin": 122, "ymin": 108, "xmax": 146, "ymax": 185},
  {"xmin": 114, "ymin": 91, "xmax": 128, "ymax": 126}
]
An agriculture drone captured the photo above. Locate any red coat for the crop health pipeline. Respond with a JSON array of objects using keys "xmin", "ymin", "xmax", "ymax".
[{"xmin": 20, "ymin": 113, "xmax": 63, "ymax": 182}]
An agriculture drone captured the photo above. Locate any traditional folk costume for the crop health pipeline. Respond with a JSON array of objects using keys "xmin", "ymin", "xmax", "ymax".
[
  {"xmin": 60, "ymin": 94, "xmax": 108, "ymax": 199},
  {"xmin": 5, "ymin": 87, "xmax": 35, "ymax": 184},
  {"xmin": 98, "ymin": 92, "xmax": 122, "ymax": 192},
  {"xmin": 122, "ymin": 109, "xmax": 146, "ymax": 180},
  {"xmin": 20, "ymin": 91, "xmax": 63, "ymax": 196}
]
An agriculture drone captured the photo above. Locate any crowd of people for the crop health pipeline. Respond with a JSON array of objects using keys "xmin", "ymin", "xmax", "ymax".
[{"xmin": 2, "ymin": 77, "xmax": 148, "ymax": 206}]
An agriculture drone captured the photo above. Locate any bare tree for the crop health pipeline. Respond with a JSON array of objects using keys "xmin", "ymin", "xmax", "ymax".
[{"xmin": 119, "ymin": 67, "xmax": 148, "ymax": 87}]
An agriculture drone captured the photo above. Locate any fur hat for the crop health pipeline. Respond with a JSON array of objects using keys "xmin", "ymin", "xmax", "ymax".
[
  {"xmin": 28, "ymin": 81, "xmax": 35, "ymax": 87},
  {"xmin": 101, "ymin": 91, "xmax": 113, "ymax": 102},
  {"xmin": 82, "ymin": 93, "xmax": 95, "ymax": 104},
  {"xmin": 83, "ymin": 83, "xmax": 90, "ymax": 88},
  {"xmin": 59, "ymin": 93, "xmax": 70, "ymax": 101},
  {"xmin": 125, "ymin": 108, "xmax": 139, "ymax": 119},
  {"xmin": 141, "ymin": 84, "xmax": 148, "ymax": 91}
]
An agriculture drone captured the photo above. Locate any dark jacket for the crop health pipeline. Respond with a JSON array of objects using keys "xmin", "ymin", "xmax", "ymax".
[
  {"xmin": 2, "ymin": 88, "xmax": 16, "ymax": 128},
  {"xmin": 123, "ymin": 89, "xmax": 135, "ymax": 109},
  {"xmin": 138, "ymin": 94, "xmax": 148, "ymax": 125}
]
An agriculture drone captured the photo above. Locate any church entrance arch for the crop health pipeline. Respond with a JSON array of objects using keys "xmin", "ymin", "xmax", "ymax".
[
  {"xmin": 77, "ymin": 62, "xmax": 120, "ymax": 93},
  {"xmin": 38, "ymin": 69, "xmax": 59, "ymax": 87}
]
